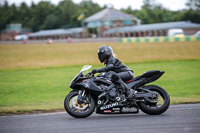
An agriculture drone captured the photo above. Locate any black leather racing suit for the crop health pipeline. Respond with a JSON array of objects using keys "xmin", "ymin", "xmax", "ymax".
[{"xmin": 97, "ymin": 56, "xmax": 134, "ymax": 81}]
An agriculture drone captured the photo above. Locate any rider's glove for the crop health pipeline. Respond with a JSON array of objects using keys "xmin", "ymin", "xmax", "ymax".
[{"xmin": 92, "ymin": 69, "xmax": 98, "ymax": 74}]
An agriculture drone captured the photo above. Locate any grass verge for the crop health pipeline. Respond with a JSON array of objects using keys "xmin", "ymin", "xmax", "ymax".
[{"xmin": 0, "ymin": 41, "xmax": 200, "ymax": 70}]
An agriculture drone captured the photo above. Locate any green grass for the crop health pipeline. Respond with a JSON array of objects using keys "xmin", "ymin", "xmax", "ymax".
[{"xmin": 0, "ymin": 60, "xmax": 200, "ymax": 114}]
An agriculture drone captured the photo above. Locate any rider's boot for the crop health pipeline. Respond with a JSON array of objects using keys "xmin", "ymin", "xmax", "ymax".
[
  {"xmin": 111, "ymin": 73, "xmax": 135, "ymax": 99},
  {"xmin": 120, "ymin": 82, "xmax": 135, "ymax": 99}
]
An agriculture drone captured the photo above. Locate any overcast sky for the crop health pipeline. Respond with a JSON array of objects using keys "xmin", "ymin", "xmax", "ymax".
[{"xmin": 4, "ymin": 0, "xmax": 188, "ymax": 11}]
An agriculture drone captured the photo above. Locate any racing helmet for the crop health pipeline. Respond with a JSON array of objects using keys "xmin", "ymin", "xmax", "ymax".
[{"xmin": 97, "ymin": 45, "xmax": 113, "ymax": 63}]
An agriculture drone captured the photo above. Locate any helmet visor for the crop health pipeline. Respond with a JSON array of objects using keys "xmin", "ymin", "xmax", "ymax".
[{"xmin": 98, "ymin": 52, "xmax": 104, "ymax": 63}]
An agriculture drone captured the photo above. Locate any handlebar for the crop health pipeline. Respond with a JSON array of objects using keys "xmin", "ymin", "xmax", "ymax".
[{"xmin": 86, "ymin": 72, "xmax": 94, "ymax": 78}]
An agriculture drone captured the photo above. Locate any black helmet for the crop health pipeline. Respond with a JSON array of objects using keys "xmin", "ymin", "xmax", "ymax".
[{"xmin": 98, "ymin": 45, "xmax": 113, "ymax": 63}]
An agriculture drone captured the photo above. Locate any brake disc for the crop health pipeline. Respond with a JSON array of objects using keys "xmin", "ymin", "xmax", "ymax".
[
  {"xmin": 71, "ymin": 96, "xmax": 88, "ymax": 110},
  {"xmin": 149, "ymin": 91, "xmax": 160, "ymax": 103}
]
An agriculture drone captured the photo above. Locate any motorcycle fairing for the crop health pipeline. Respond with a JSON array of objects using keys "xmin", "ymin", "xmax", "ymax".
[
  {"xmin": 96, "ymin": 101, "xmax": 139, "ymax": 114},
  {"xmin": 128, "ymin": 70, "xmax": 164, "ymax": 88},
  {"xmin": 77, "ymin": 80, "xmax": 104, "ymax": 95}
]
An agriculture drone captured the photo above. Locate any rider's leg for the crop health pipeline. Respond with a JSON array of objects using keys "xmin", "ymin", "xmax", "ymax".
[{"xmin": 111, "ymin": 72, "xmax": 135, "ymax": 99}]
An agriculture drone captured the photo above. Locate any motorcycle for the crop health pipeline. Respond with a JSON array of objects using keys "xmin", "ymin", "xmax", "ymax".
[{"xmin": 64, "ymin": 65, "xmax": 170, "ymax": 118}]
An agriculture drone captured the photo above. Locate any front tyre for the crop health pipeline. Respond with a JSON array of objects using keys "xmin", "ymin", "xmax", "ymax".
[
  {"xmin": 64, "ymin": 91, "xmax": 95, "ymax": 118},
  {"xmin": 137, "ymin": 85, "xmax": 170, "ymax": 115}
]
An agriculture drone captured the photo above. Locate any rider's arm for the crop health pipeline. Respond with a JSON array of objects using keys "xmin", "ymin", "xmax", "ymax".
[
  {"xmin": 97, "ymin": 56, "xmax": 115, "ymax": 72},
  {"xmin": 97, "ymin": 64, "xmax": 114, "ymax": 72}
]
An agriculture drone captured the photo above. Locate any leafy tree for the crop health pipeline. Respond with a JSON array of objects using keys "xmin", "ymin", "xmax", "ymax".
[
  {"xmin": 0, "ymin": 0, "xmax": 199, "ymax": 33},
  {"xmin": 120, "ymin": 0, "xmax": 200, "ymax": 24},
  {"xmin": 174, "ymin": 0, "xmax": 200, "ymax": 23},
  {"xmin": 30, "ymin": 1, "xmax": 55, "ymax": 31},
  {"xmin": 58, "ymin": 0, "xmax": 78, "ymax": 26},
  {"xmin": 0, "ymin": 1, "xmax": 9, "ymax": 30},
  {"xmin": 186, "ymin": 0, "xmax": 200, "ymax": 10},
  {"xmin": 175, "ymin": 9, "xmax": 200, "ymax": 23},
  {"xmin": 78, "ymin": 0, "xmax": 102, "ymax": 18},
  {"xmin": 18, "ymin": 2, "xmax": 31, "ymax": 28},
  {"xmin": 41, "ymin": 14, "xmax": 60, "ymax": 29}
]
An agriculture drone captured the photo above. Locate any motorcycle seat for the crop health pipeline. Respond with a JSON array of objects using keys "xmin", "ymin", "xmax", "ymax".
[{"xmin": 125, "ymin": 79, "xmax": 133, "ymax": 83}]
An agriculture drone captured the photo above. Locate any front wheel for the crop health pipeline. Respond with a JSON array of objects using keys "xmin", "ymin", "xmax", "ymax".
[
  {"xmin": 137, "ymin": 85, "xmax": 170, "ymax": 115},
  {"xmin": 64, "ymin": 91, "xmax": 95, "ymax": 118}
]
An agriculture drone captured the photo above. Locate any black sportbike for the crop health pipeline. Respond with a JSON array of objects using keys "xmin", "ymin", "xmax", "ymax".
[{"xmin": 64, "ymin": 65, "xmax": 170, "ymax": 118}]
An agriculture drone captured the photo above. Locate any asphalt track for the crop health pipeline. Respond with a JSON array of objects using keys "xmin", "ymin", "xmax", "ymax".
[{"xmin": 0, "ymin": 104, "xmax": 200, "ymax": 133}]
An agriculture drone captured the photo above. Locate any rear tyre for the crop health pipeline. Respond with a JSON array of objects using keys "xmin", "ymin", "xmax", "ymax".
[
  {"xmin": 64, "ymin": 91, "xmax": 95, "ymax": 118},
  {"xmin": 137, "ymin": 85, "xmax": 170, "ymax": 115}
]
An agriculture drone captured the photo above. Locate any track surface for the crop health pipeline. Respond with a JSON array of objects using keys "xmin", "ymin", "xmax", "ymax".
[{"xmin": 0, "ymin": 104, "xmax": 200, "ymax": 133}]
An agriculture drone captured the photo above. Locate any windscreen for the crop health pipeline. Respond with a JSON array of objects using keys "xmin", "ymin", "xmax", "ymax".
[{"xmin": 80, "ymin": 65, "xmax": 92, "ymax": 72}]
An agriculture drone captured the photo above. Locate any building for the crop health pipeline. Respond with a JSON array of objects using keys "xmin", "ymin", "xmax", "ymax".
[
  {"xmin": 24, "ymin": 8, "xmax": 200, "ymax": 40},
  {"xmin": 84, "ymin": 7, "xmax": 140, "ymax": 37},
  {"xmin": 28, "ymin": 8, "xmax": 139, "ymax": 40},
  {"xmin": 28, "ymin": 27, "xmax": 87, "ymax": 40},
  {"xmin": 0, "ymin": 24, "xmax": 31, "ymax": 41},
  {"xmin": 103, "ymin": 21, "xmax": 200, "ymax": 37}
]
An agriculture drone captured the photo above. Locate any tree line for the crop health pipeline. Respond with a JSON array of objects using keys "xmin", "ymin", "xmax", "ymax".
[{"xmin": 0, "ymin": 0, "xmax": 199, "ymax": 32}]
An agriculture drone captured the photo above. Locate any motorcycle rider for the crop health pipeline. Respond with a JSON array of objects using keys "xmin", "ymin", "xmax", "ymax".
[{"xmin": 91, "ymin": 45, "xmax": 135, "ymax": 99}]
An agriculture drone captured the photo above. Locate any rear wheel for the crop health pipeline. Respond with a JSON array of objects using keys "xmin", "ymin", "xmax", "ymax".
[
  {"xmin": 137, "ymin": 85, "xmax": 170, "ymax": 115},
  {"xmin": 64, "ymin": 91, "xmax": 95, "ymax": 118}
]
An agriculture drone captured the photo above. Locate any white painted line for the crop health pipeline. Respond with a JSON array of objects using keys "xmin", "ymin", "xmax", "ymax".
[{"xmin": 0, "ymin": 111, "xmax": 66, "ymax": 117}]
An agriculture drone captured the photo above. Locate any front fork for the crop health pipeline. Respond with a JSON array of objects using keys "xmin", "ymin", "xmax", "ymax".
[
  {"xmin": 77, "ymin": 89, "xmax": 90, "ymax": 104},
  {"xmin": 77, "ymin": 90, "xmax": 84, "ymax": 104}
]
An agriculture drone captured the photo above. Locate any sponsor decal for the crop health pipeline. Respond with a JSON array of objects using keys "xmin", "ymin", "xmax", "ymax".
[
  {"xmin": 121, "ymin": 107, "xmax": 138, "ymax": 113},
  {"xmin": 98, "ymin": 100, "xmax": 102, "ymax": 104},
  {"xmin": 106, "ymin": 80, "xmax": 112, "ymax": 83},
  {"xmin": 100, "ymin": 102, "xmax": 119, "ymax": 110},
  {"xmin": 82, "ymin": 79, "xmax": 87, "ymax": 82},
  {"xmin": 104, "ymin": 110, "xmax": 112, "ymax": 113},
  {"xmin": 112, "ymin": 108, "xmax": 120, "ymax": 111}
]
